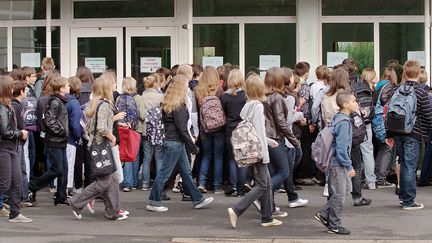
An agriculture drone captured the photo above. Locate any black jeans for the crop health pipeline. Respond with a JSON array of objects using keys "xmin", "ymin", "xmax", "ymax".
[
  {"xmin": 351, "ymin": 145, "xmax": 363, "ymax": 200},
  {"xmin": 0, "ymin": 148, "xmax": 21, "ymax": 219},
  {"xmin": 74, "ymin": 139, "xmax": 93, "ymax": 189},
  {"xmin": 29, "ymin": 146, "xmax": 68, "ymax": 203}
]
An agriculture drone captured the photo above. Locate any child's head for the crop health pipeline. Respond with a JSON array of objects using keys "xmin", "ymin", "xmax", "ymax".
[
  {"xmin": 315, "ymin": 65, "xmax": 329, "ymax": 82},
  {"xmin": 191, "ymin": 64, "xmax": 204, "ymax": 80},
  {"xmin": 144, "ymin": 74, "xmax": 158, "ymax": 89},
  {"xmin": 283, "ymin": 67, "xmax": 299, "ymax": 94},
  {"xmin": 9, "ymin": 68, "xmax": 23, "ymax": 81},
  {"xmin": 68, "ymin": 76, "xmax": 81, "ymax": 96},
  {"xmin": 41, "ymin": 57, "xmax": 55, "ymax": 72},
  {"xmin": 177, "ymin": 64, "xmax": 193, "ymax": 81},
  {"xmin": 76, "ymin": 66, "xmax": 94, "ymax": 84},
  {"xmin": 12, "ymin": 80, "xmax": 27, "ymax": 99},
  {"xmin": 41, "ymin": 70, "xmax": 60, "ymax": 96},
  {"xmin": 361, "ymin": 68, "xmax": 378, "ymax": 85},
  {"xmin": 22, "ymin": 66, "xmax": 37, "ymax": 86},
  {"xmin": 0, "ymin": 75, "xmax": 13, "ymax": 108},
  {"xmin": 418, "ymin": 69, "xmax": 428, "ymax": 84},
  {"xmin": 342, "ymin": 58, "xmax": 358, "ymax": 75},
  {"xmin": 245, "ymin": 74, "xmax": 266, "ymax": 102},
  {"xmin": 227, "ymin": 69, "xmax": 245, "ymax": 96},
  {"xmin": 51, "ymin": 76, "xmax": 69, "ymax": 95},
  {"xmin": 265, "ymin": 67, "xmax": 285, "ymax": 94},
  {"xmin": 336, "ymin": 91, "xmax": 358, "ymax": 114},
  {"xmin": 380, "ymin": 67, "xmax": 398, "ymax": 85},
  {"xmin": 295, "ymin": 62, "xmax": 310, "ymax": 80},
  {"xmin": 327, "ymin": 68, "xmax": 350, "ymax": 96},
  {"xmin": 122, "ymin": 77, "xmax": 137, "ymax": 95},
  {"xmin": 403, "ymin": 60, "xmax": 421, "ymax": 82}
]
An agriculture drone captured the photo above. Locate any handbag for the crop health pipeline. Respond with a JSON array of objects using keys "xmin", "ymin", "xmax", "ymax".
[
  {"xmin": 89, "ymin": 101, "xmax": 117, "ymax": 177},
  {"xmin": 118, "ymin": 126, "xmax": 141, "ymax": 162}
]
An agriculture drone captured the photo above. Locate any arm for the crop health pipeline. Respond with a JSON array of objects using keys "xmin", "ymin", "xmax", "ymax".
[
  {"xmin": 0, "ymin": 107, "xmax": 23, "ymax": 140},
  {"xmin": 311, "ymin": 89, "xmax": 325, "ymax": 125},
  {"xmin": 96, "ymin": 102, "xmax": 114, "ymax": 137},
  {"xmin": 334, "ymin": 120, "xmax": 353, "ymax": 171},
  {"xmin": 418, "ymin": 90, "xmax": 432, "ymax": 132},
  {"xmin": 69, "ymin": 101, "xmax": 82, "ymax": 141},
  {"xmin": 174, "ymin": 105, "xmax": 199, "ymax": 154},
  {"xmin": 45, "ymin": 99, "xmax": 66, "ymax": 136},
  {"xmin": 251, "ymin": 104, "xmax": 270, "ymax": 163},
  {"xmin": 271, "ymin": 96, "xmax": 300, "ymax": 148}
]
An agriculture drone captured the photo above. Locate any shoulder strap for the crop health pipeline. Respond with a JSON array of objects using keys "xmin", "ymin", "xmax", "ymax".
[
  {"xmin": 377, "ymin": 83, "xmax": 389, "ymax": 103},
  {"xmin": 93, "ymin": 100, "xmax": 107, "ymax": 137}
]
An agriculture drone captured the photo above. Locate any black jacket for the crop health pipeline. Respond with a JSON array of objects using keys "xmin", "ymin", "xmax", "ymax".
[
  {"xmin": 0, "ymin": 104, "xmax": 23, "ymax": 149},
  {"xmin": 221, "ymin": 90, "xmax": 247, "ymax": 134},
  {"xmin": 11, "ymin": 99, "xmax": 24, "ymax": 130},
  {"xmin": 163, "ymin": 104, "xmax": 199, "ymax": 154},
  {"xmin": 45, "ymin": 94, "xmax": 69, "ymax": 148}
]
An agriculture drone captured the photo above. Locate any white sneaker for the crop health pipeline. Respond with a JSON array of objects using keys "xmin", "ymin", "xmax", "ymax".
[
  {"xmin": 86, "ymin": 200, "xmax": 95, "ymax": 214},
  {"xmin": 227, "ymin": 208, "xmax": 237, "ymax": 229},
  {"xmin": 118, "ymin": 209, "xmax": 129, "ymax": 216},
  {"xmin": 272, "ymin": 209, "xmax": 288, "ymax": 218},
  {"xmin": 73, "ymin": 188, "xmax": 83, "ymax": 194},
  {"xmin": 323, "ymin": 184, "xmax": 329, "ymax": 197},
  {"xmin": 288, "ymin": 198, "xmax": 309, "ymax": 208},
  {"xmin": 8, "ymin": 214, "xmax": 32, "ymax": 223},
  {"xmin": 50, "ymin": 188, "xmax": 57, "ymax": 193},
  {"xmin": 194, "ymin": 197, "xmax": 214, "ymax": 209},
  {"xmin": 252, "ymin": 200, "xmax": 261, "ymax": 212},
  {"xmin": 366, "ymin": 183, "xmax": 376, "ymax": 190},
  {"xmin": 0, "ymin": 208, "xmax": 9, "ymax": 217},
  {"xmin": 146, "ymin": 205, "xmax": 168, "ymax": 212},
  {"xmin": 260, "ymin": 219, "xmax": 282, "ymax": 227},
  {"xmin": 72, "ymin": 209, "xmax": 82, "ymax": 220}
]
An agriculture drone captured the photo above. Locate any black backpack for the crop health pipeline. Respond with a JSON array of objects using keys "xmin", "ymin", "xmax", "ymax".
[
  {"xmin": 350, "ymin": 112, "xmax": 367, "ymax": 146},
  {"xmin": 351, "ymin": 77, "xmax": 374, "ymax": 122}
]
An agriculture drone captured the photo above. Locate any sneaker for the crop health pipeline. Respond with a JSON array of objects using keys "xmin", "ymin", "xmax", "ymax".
[
  {"xmin": 161, "ymin": 191, "xmax": 171, "ymax": 201},
  {"xmin": 72, "ymin": 208, "xmax": 82, "ymax": 220},
  {"xmin": 366, "ymin": 182, "xmax": 376, "ymax": 190},
  {"xmin": 28, "ymin": 191, "xmax": 37, "ymax": 203},
  {"xmin": 323, "ymin": 184, "xmax": 329, "ymax": 197},
  {"xmin": 2, "ymin": 202, "xmax": 9, "ymax": 209},
  {"xmin": 354, "ymin": 198, "xmax": 372, "ymax": 207},
  {"xmin": 314, "ymin": 212, "xmax": 329, "ymax": 228},
  {"xmin": 225, "ymin": 187, "xmax": 237, "ymax": 197},
  {"xmin": 172, "ymin": 185, "xmax": 181, "ymax": 193},
  {"xmin": 107, "ymin": 214, "xmax": 128, "ymax": 221},
  {"xmin": 123, "ymin": 187, "xmax": 130, "ymax": 192},
  {"xmin": 252, "ymin": 200, "xmax": 261, "ymax": 212},
  {"xmin": 54, "ymin": 200, "xmax": 70, "ymax": 206},
  {"xmin": 214, "ymin": 189, "xmax": 224, "ymax": 195},
  {"xmin": 132, "ymin": 187, "xmax": 137, "ymax": 190},
  {"xmin": 194, "ymin": 197, "xmax": 214, "ymax": 209},
  {"xmin": 0, "ymin": 208, "xmax": 9, "ymax": 217},
  {"xmin": 244, "ymin": 183, "xmax": 253, "ymax": 192},
  {"xmin": 141, "ymin": 185, "xmax": 150, "ymax": 191},
  {"xmin": 227, "ymin": 208, "xmax": 237, "ymax": 229},
  {"xmin": 376, "ymin": 181, "xmax": 395, "ymax": 188},
  {"xmin": 49, "ymin": 187, "xmax": 57, "ymax": 193},
  {"xmin": 73, "ymin": 188, "xmax": 83, "ymax": 194},
  {"xmin": 146, "ymin": 205, "xmax": 168, "ymax": 212},
  {"xmin": 8, "ymin": 214, "xmax": 32, "ymax": 223},
  {"xmin": 272, "ymin": 209, "xmax": 288, "ymax": 218},
  {"xmin": 276, "ymin": 188, "xmax": 286, "ymax": 193},
  {"xmin": 118, "ymin": 209, "xmax": 129, "ymax": 216},
  {"xmin": 182, "ymin": 194, "xmax": 192, "ymax": 201},
  {"xmin": 86, "ymin": 200, "xmax": 95, "ymax": 214},
  {"xmin": 288, "ymin": 198, "xmax": 309, "ymax": 208},
  {"xmin": 402, "ymin": 202, "xmax": 424, "ymax": 211},
  {"xmin": 20, "ymin": 200, "xmax": 34, "ymax": 207},
  {"xmin": 198, "ymin": 185, "xmax": 207, "ymax": 193},
  {"xmin": 260, "ymin": 219, "xmax": 283, "ymax": 227},
  {"xmin": 327, "ymin": 226, "xmax": 351, "ymax": 235}
]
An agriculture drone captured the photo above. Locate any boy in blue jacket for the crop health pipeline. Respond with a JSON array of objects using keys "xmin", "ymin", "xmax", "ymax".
[{"xmin": 314, "ymin": 91, "xmax": 357, "ymax": 235}]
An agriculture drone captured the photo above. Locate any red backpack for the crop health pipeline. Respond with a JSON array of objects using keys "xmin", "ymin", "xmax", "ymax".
[{"xmin": 200, "ymin": 96, "xmax": 226, "ymax": 133}]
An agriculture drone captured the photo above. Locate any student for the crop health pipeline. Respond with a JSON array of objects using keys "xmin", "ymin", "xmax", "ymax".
[
  {"xmin": 387, "ymin": 60, "xmax": 432, "ymax": 210},
  {"xmin": 29, "ymin": 76, "xmax": 69, "ymax": 206},
  {"xmin": 68, "ymin": 76, "xmax": 128, "ymax": 221},
  {"xmin": 34, "ymin": 57, "xmax": 55, "ymax": 98},
  {"xmin": 0, "ymin": 75, "xmax": 32, "ymax": 223},
  {"xmin": 418, "ymin": 69, "xmax": 432, "ymax": 186},
  {"xmin": 227, "ymin": 74, "xmax": 282, "ymax": 228},
  {"xmin": 65, "ymin": 77, "xmax": 82, "ymax": 195},
  {"xmin": 314, "ymin": 91, "xmax": 358, "ymax": 235},
  {"xmin": 221, "ymin": 69, "xmax": 248, "ymax": 197},
  {"xmin": 146, "ymin": 74, "xmax": 214, "ymax": 212},
  {"xmin": 310, "ymin": 65, "xmax": 330, "ymax": 131}
]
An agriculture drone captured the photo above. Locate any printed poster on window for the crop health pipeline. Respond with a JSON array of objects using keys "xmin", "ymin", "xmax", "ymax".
[
  {"xmin": 259, "ymin": 55, "xmax": 280, "ymax": 71},
  {"xmin": 140, "ymin": 57, "xmax": 162, "ymax": 73},
  {"xmin": 21, "ymin": 53, "xmax": 41, "ymax": 68},
  {"xmin": 202, "ymin": 56, "xmax": 223, "ymax": 68},
  {"xmin": 327, "ymin": 52, "xmax": 348, "ymax": 67},
  {"xmin": 407, "ymin": 51, "xmax": 425, "ymax": 66},
  {"xmin": 85, "ymin": 57, "xmax": 106, "ymax": 73}
]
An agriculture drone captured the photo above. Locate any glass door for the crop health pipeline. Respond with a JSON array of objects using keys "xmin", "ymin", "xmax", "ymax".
[
  {"xmin": 126, "ymin": 27, "xmax": 178, "ymax": 93},
  {"xmin": 70, "ymin": 27, "xmax": 124, "ymax": 84}
]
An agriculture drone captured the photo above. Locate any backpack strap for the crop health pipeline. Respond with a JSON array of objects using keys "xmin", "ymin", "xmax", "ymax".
[
  {"xmin": 376, "ymin": 83, "xmax": 389, "ymax": 106},
  {"xmin": 93, "ymin": 100, "xmax": 107, "ymax": 137}
]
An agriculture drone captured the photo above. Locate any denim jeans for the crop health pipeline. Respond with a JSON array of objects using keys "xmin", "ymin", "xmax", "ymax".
[
  {"xmin": 360, "ymin": 124, "xmax": 376, "ymax": 184},
  {"xmin": 74, "ymin": 139, "xmax": 93, "ymax": 189},
  {"xmin": 122, "ymin": 160, "xmax": 140, "ymax": 188},
  {"xmin": 284, "ymin": 147, "xmax": 301, "ymax": 202},
  {"xmin": 141, "ymin": 136, "xmax": 163, "ymax": 187},
  {"xmin": 148, "ymin": 140, "xmax": 203, "ymax": 207},
  {"xmin": 268, "ymin": 142, "xmax": 289, "ymax": 203},
  {"xmin": 394, "ymin": 135, "xmax": 420, "ymax": 206},
  {"xmin": 419, "ymin": 133, "xmax": 432, "ymax": 185},
  {"xmin": 351, "ymin": 145, "xmax": 363, "ymax": 200},
  {"xmin": 27, "ymin": 131, "xmax": 35, "ymax": 179},
  {"xmin": 0, "ymin": 148, "xmax": 21, "ymax": 219},
  {"xmin": 199, "ymin": 131, "xmax": 225, "ymax": 190},
  {"xmin": 375, "ymin": 142, "xmax": 393, "ymax": 184},
  {"xmin": 226, "ymin": 133, "xmax": 248, "ymax": 194},
  {"xmin": 0, "ymin": 193, "xmax": 3, "ymax": 209},
  {"xmin": 18, "ymin": 143, "xmax": 28, "ymax": 201}
]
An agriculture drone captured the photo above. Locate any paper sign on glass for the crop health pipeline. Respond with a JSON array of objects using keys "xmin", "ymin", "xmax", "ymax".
[
  {"xmin": 21, "ymin": 53, "xmax": 41, "ymax": 68},
  {"xmin": 202, "ymin": 56, "xmax": 223, "ymax": 68},
  {"xmin": 327, "ymin": 52, "xmax": 348, "ymax": 67},
  {"xmin": 259, "ymin": 55, "xmax": 280, "ymax": 71},
  {"xmin": 140, "ymin": 57, "xmax": 162, "ymax": 73},
  {"xmin": 85, "ymin": 57, "xmax": 106, "ymax": 73},
  {"xmin": 407, "ymin": 51, "xmax": 425, "ymax": 66}
]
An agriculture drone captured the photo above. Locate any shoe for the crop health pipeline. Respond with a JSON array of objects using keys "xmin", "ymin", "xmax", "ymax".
[
  {"xmin": 214, "ymin": 189, "xmax": 224, "ymax": 195},
  {"xmin": 141, "ymin": 185, "xmax": 150, "ymax": 191},
  {"xmin": 49, "ymin": 187, "xmax": 57, "ymax": 193},
  {"xmin": 260, "ymin": 219, "xmax": 282, "ymax": 227},
  {"xmin": 354, "ymin": 198, "xmax": 372, "ymax": 207},
  {"xmin": 182, "ymin": 194, "xmax": 193, "ymax": 201},
  {"xmin": 288, "ymin": 198, "xmax": 308, "ymax": 208},
  {"xmin": 327, "ymin": 226, "xmax": 351, "ymax": 235},
  {"xmin": 312, "ymin": 177, "xmax": 322, "ymax": 184},
  {"xmin": 225, "ymin": 187, "xmax": 237, "ymax": 196},
  {"xmin": 161, "ymin": 191, "xmax": 171, "ymax": 201},
  {"xmin": 8, "ymin": 214, "xmax": 32, "ymax": 223},
  {"xmin": 123, "ymin": 187, "xmax": 130, "ymax": 192},
  {"xmin": 272, "ymin": 208, "xmax": 288, "ymax": 218},
  {"xmin": 132, "ymin": 187, "xmax": 137, "ymax": 190},
  {"xmin": 227, "ymin": 208, "xmax": 237, "ymax": 229},
  {"xmin": 146, "ymin": 205, "xmax": 168, "ymax": 212},
  {"xmin": 252, "ymin": 200, "xmax": 261, "ymax": 212},
  {"xmin": 244, "ymin": 183, "xmax": 253, "ymax": 192},
  {"xmin": 72, "ymin": 208, "xmax": 82, "ymax": 220},
  {"xmin": 172, "ymin": 185, "xmax": 181, "ymax": 193},
  {"xmin": 366, "ymin": 182, "xmax": 376, "ymax": 190},
  {"xmin": 194, "ymin": 197, "xmax": 214, "ymax": 209},
  {"xmin": 28, "ymin": 190, "xmax": 37, "ymax": 203},
  {"xmin": 402, "ymin": 202, "xmax": 424, "ymax": 211},
  {"xmin": 2, "ymin": 202, "xmax": 9, "ymax": 209},
  {"xmin": 73, "ymin": 188, "xmax": 83, "ymax": 194},
  {"xmin": 294, "ymin": 185, "xmax": 302, "ymax": 191},
  {"xmin": 86, "ymin": 200, "xmax": 95, "ymax": 214},
  {"xmin": 118, "ymin": 209, "xmax": 129, "ymax": 216},
  {"xmin": 0, "ymin": 208, "xmax": 9, "ymax": 217},
  {"xmin": 54, "ymin": 200, "xmax": 70, "ymax": 206},
  {"xmin": 276, "ymin": 188, "xmax": 286, "ymax": 193},
  {"xmin": 376, "ymin": 181, "xmax": 395, "ymax": 188},
  {"xmin": 107, "ymin": 214, "xmax": 128, "ymax": 221},
  {"xmin": 395, "ymin": 186, "xmax": 400, "ymax": 195},
  {"xmin": 323, "ymin": 184, "xmax": 329, "ymax": 197},
  {"xmin": 314, "ymin": 212, "xmax": 329, "ymax": 228},
  {"xmin": 20, "ymin": 200, "xmax": 34, "ymax": 207},
  {"xmin": 198, "ymin": 185, "xmax": 207, "ymax": 193}
]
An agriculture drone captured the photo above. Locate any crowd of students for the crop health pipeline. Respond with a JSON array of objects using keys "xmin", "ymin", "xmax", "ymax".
[{"xmin": 0, "ymin": 56, "xmax": 431, "ymax": 236}]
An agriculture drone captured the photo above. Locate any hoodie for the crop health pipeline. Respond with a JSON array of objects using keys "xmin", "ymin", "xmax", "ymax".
[
  {"xmin": 66, "ymin": 94, "xmax": 82, "ymax": 146},
  {"xmin": 332, "ymin": 112, "xmax": 353, "ymax": 171}
]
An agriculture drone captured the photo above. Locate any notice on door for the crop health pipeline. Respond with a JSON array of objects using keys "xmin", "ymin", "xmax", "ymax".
[
  {"xmin": 259, "ymin": 55, "xmax": 280, "ymax": 71},
  {"xmin": 21, "ymin": 53, "xmax": 41, "ymax": 68},
  {"xmin": 327, "ymin": 52, "xmax": 348, "ymax": 68},
  {"xmin": 141, "ymin": 57, "xmax": 162, "ymax": 73},
  {"xmin": 407, "ymin": 51, "xmax": 425, "ymax": 66},
  {"xmin": 202, "ymin": 56, "xmax": 223, "ymax": 68},
  {"xmin": 85, "ymin": 57, "xmax": 106, "ymax": 73}
]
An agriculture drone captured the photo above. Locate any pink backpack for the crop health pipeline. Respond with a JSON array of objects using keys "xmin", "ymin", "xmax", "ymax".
[{"xmin": 200, "ymin": 96, "xmax": 226, "ymax": 133}]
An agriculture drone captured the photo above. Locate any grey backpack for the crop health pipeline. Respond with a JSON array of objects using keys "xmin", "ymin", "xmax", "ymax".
[
  {"xmin": 231, "ymin": 104, "xmax": 262, "ymax": 167},
  {"xmin": 385, "ymin": 84, "xmax": 417, "ymax": 134}
]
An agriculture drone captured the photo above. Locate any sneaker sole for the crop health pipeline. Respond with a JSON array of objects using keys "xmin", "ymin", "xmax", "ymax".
[
  {"xmin": 72, "ymin": 210, "xmax": 82, "ymax": 220},
  {"xmin": 9, "ymin": 219, "xmax": 33, "ymax": 223},
  {"xmin": 402, "ymin": 205, "xmax": 424, "ymax": 211},
  {"xmin": 314, "ymin": 214, "xmax": 328, "ymax": 228},
  {"xmin": 194, "ymin": 197, "xmax": 214, "ymax": 209},
  {"xmin": 146, "ymin": 205, "xmax": 168, "ymax": 212},
  {"xmin": 260, "ymin": 219, "xmax": 283, "ymax": 227},
  {"xmin": 227, "ymin": 208, "xmax": 237, "ymax": 229}
]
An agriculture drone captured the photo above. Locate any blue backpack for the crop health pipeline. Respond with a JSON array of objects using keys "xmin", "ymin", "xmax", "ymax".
[
  {"xmin": 145, "ymin": 106, "xmax": 165, "ymax": 146},
  {"xmin": 372, "ymin": 84, "xmax": 388, "ymax": 143},
  {"xmin": 115, "ymin": 94, "xmax": 139, "ymax": 131},
  {"xmin": 385, "ymin": 84, "xmax": 417, "ymax": 134}
]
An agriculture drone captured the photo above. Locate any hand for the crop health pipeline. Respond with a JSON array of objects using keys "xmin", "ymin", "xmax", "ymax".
[
  {"xmin": 117, "ymin": 122, "xmax": 129, "ymax": 128},
  {"xmin": 299, "ymin": 97, "xmax": 306, "ymax": 108},
  {"xmin": 385, "ymin": 138, "xmax": 394, "ymax": 147},
  {"xmin": 113, "ymin": 112, "xmax": 126, "ymax": 121},
  {"xmin": 270, "ymin": 141, "xmax": 279, "ymax": 148},
  {"xmin": 110, "ymin": 137, "xmax": 116, "ymax": 147},
  {"xmin": 21, "ymin": 130, "xmax": 28, "ymax": 140},
  {"xmin": 348, "ymin": 169, "xmax": 356, "ymax": 177},
  {"xmin": 309, "ymin": 124, "xmax": 316, "ymax": 134}
]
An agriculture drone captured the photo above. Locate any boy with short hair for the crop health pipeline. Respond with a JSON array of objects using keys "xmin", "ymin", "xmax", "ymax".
[
  {"xmin": 314, "ymin": 91, "xmax": 357, "ymax": 235},
  {"xmin": 34, "ymin": 57, "xmax": 55, "ymax": 98},
  {"xmin": 29, "ymin": 76, "xmax": 70, "ymax": 206}
]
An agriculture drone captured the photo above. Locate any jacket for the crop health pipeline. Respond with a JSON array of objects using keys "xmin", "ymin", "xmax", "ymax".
[
  {"xmin": 0, "ymin": 104, "xmax": 23, "ymax": 149},
  {"xmin": 221, "ymin": 89, "xmax": 247, "ymax": 133},
  {"xmin": 263, "ymin": 92, "xmax": 300, "ymax": 148},
  {"xmin": 163, "ymin": 104, "xmax": 199, "ymax": 154},
  {"xmin": 332, "ymin": 112, "xmax": 353, "ymax": 171},
  {"xmin": 45, "ymin": 94, "xmax": 69, "ymax": 148},
  {"xmin": 135, "ymin": 88, "xmax": 164, "ymax": 135},
  {"xmin": 87, "ymin": 100, "xmax": 113, "ymax": 146},
  {"xmin": 11, "ymin": 98, "xmax": 24, "ymax": 130},
  {"xmin": 77, "ymin": 82, "xmax": 92, "ymax": 105},
  {"xmin": 66, "ymin": 94, "xmax": 82, "ymax": 146}
]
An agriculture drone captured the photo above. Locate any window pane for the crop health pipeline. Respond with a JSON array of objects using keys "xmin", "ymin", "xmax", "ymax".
[
  {"xmin": 52, "ymin": 26, "xmax": 61, "ymax": 71},
  {"xmin": 74, "ymin": 0, "xmax": 174, "ymax": 18},
  {"xmin": 193, "ymin": 24, "xmax": 239, "ymax": 66},
  {"xmin": 245, "ymin": 24, "xmax": 296, "ymax": 74},
  {"xmin": 77, "ymin": 37, "xmax": 117, "ymax": 79},
  {"xmin": 0, "ymin": 0, "xmax": 60, "ymax": 20},
  {"xmin": 323, "ymin": 0, "xmax": 424, "ymax": 16},
  {"xmin": 193, "ymin": 0, "xmax": 296, "ymax": 16},
  {"xmin": 13, "ymin": 27, "xmax": 46, "ymax": 69},
  {"xmin": 0, "ymin": 28, "xmax": 6, "ymax": 71},
  {"xmin": 323, "ymin": 23, "xmax": 374, "ymax": 71},
  {"xmin": 380, "ymin": 23, "xmax": 425, "ymax": 71}
]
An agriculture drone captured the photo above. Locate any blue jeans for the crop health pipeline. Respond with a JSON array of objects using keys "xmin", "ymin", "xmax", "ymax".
[
  {"xmin": 198, "ymin": 131, "xmax": 225, "ymax": 190},
  {"xmin": 0, "ymin": 193, "xmax": 3, "ymax": 209},
  {"xmin": 227, "ymin": 133, "xmax": 248, "ymax": 194},
  {"xmin": 284, "ymin": 147, "xmax": 302, "ymax": 202},
  {"xmin": 141, "ymin": 137, "xmax": 163, "ymax": 187},
  {"xmin": 268, "ymin": 142, "xmax": 289, "ymax": 192},
  {"xmin": 148, "ymin": 140, "xmax": 203, "ymax": 207},
  {"xmin": 122, "ymin": 160, "xmax": 140, "ymax": 188},
  {"xmin": 18, "ymin": 143, "xmax": 28, "ymax": 201},
  {"xmin": 419, "ymin": 133, "xmax": 432, "ymax": 185},
  {"xmin": 394, "ymin": 135, "xmax": 420, "ymax": 206}
]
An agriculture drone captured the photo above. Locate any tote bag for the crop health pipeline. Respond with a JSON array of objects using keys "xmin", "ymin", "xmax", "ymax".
[{"xmin": 118, "ymin": 126, "xmax": 141, "ymax": 162}]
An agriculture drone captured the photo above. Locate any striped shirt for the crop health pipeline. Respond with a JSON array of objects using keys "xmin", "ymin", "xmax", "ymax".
[{"xmin": 406, "ymin": 81, "xmax": 432, "ymax": 142}]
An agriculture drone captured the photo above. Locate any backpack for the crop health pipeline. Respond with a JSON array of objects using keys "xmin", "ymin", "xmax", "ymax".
[
  {"xmin": 115, "ymin": 94, "xmax": 139, "ymax": 131},
  {"xmin": 299, "ymin": 83, "xmax": 312, "ymax": 120},
  {"xmin": 385, "ymin": 84, "xmax": 417, "ymax": 134},
  {"xmin": 21, "ymin": 96, "xmax": 38, "ymax": 131},
  {"xmin": 231, "ymin": 104, "xmax": 262, "ymax": 167},
  {"xmin": 372, "ymin": 84, "xmax": 389, "ymax": 143},
  {"xmin": 200, "ymin": 96, "xmax": 226, "ymax": 133},
  {"xmin": 145, "ymin": 106, "xmax": 165, "ymax": 146},
  {"xmin": 351, "ymin": 78, "xmax": 374, "ymax": 121},
  {"xmin": 350, "ymin": 112, "xmax": 367, "ymax": 146}
]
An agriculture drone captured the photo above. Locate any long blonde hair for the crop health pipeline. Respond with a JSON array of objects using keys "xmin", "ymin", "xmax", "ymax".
[
  {"xmin": 195, "ymin": 66, "xmax": 219, "ymax": 104},
  {"xmin": 162, "ymin": 74, "xmax": 188, "ymax": 113},
  {"xmin": 227, "ymin": 69, "xmax": 245, "ymax": 96},
  {"xmin": 245, "ymin": 74, "xmax": 266, "ymax": 102},
  {"xmin": 86, "ymin": 76, "xmax": 114, "ymax": 118}
]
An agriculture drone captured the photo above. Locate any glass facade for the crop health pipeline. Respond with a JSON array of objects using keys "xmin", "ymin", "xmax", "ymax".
[
  {"xmin": 0, "ymin": 28, "xmax": 6, "ymax": 72},
  {"xmin": 0, "ymin": 0, "xmax": 60, "ymax": 20},
  {"xmin": 322, "ymin": 0, "xmax": 424, "ymax": 16},
  {"xmin": 193, "ymin": 0, "xmax": 296, "ymax": 16},
  {"xmin": 77, "ymin": 37, "xmax": 116, "ymax": 78}
]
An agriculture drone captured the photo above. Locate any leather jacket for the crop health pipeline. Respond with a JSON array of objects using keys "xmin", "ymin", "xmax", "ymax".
[
  {"xmin": 264, "ymin": 92, "xmax": 300, "ymax": 148},
  {"xmin": 0, "ymin": 104, "xmax": 22, "ymax": 145},
  {"xmin": 45, "ymin": 94, "xmax": 69, "ymax": 148}
]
